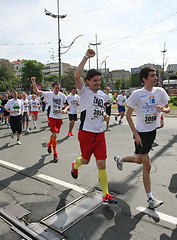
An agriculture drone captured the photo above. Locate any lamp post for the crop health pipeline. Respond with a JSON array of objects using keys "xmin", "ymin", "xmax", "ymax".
[
  {"xmin": 45, "ymin": 0, "xmax": 66, "ymax": 86},
  {"xmin": 90, "ymin": 34, "xmax": 101, "ymax": 69},
  {"xmin": 161, "ymin": 42, "xmax": 167, "ymax": 82}
]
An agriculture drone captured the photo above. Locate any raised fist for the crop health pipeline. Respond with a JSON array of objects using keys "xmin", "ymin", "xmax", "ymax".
[{"xmin": 86, "ymin": 49, "xmax": 95, "ymax": 58}]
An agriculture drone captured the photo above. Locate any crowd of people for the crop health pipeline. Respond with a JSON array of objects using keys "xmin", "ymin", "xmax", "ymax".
[{"xmin": 0, "ymin": 48, "xmax": 170, "ymax": 207}]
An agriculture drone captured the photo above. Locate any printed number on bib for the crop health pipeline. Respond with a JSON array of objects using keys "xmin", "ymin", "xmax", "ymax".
[
  {"xmin": 145, "ymin": 113, "xmax": 157, "ymax": 124},
  {"xmin": 93, "ymin": 107, "xmax": 104, "ymax": 118}
]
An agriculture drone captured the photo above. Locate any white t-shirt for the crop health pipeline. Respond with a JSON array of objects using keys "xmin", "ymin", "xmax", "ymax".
[
  {"xmin": 5, "ymin": 99, "xmax": 24, "ymax": 116},
  {"xmin": 42, "ymin": 91, "xmax": 67, "ymax": 119},
  {"xmin": 116, "ymin": 94, "xmax": 127, "ymax": 106},
  {"xmin": 104, "ymin": 93, "xmax": 112, "ymax": 107},
  {"xmin": 67, "ymin": 94, "xmax": 80, "ymax": 114},
  {"xmin": 126, "ymin": 87, "xmax": 170, "ymax": 132},
  {"xmin": 21, "ymin": 99, "xmax": 29, "ymax": 113},
  {"xmin": 77, "ymin": 85, "xmax": 105, "ymax": 133},
  {"xmin": 29, "ymin": 100, "xmax": 40, "ymax": 112}
]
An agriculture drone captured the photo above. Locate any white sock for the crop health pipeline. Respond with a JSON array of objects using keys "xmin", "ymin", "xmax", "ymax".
[{"xmin": 147, "ymin": 192, "xmax": 153, "ymax": 199}]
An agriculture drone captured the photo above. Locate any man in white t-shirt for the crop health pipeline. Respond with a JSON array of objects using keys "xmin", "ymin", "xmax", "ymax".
[
  {"xmin": 31, "ymin": 77, "xmax": 68, "ymax": 162},
  {"xmin": 104, "ymin": 87, "xmax": 112, "ymax": 131},
  {"xmin": 67, "ymin": 87, "xmax": 80, "ymax": 136},
  {"xmin": 114, "ymin": 67, "xmax": 170, "ymax": 209},
  {"xmin": 115, "ymin": 90, "xmax": 127, "ymax": 125},
  {"xmin": 71, "ymin": 49, "xmax": 118, "ymax": 205},
  {"xmin": 5, "ymin": 91, "xmax": 24, "ymax": 145}
]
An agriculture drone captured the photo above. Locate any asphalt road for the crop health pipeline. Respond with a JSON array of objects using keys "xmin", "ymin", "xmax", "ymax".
[{"xmin": 0, "ymin": 110, "xmax": 177, "ymax": 240}]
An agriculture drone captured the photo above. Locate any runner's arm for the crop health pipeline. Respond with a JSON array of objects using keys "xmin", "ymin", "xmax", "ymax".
[
  {"xmin": 126, "ymin": 106, "xmax": 143, "ymax": 147},
  {"xmin": 74, "ymin": 49, "xmax": 95, "ymax": 90},
  {"xmin": 31, "ymin": 77, "xmax": 43, "ymax": 97}
]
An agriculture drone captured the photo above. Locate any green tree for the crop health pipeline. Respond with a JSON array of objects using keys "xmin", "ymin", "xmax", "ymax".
[
  {"xmin": 20, "ymin": 60, "xmax": 44, "ymax": 91},
  {"xmin": 114, "ymin": 78, "xmax": 123, "ymax": 90},
  {"xmin": 130, "ymin": 73, "xmax": 141, "ymax": 87},
  {"xmin": 61, "ymin": 66, "xmax": 76, "ymax": 91},
  {"xmin": 0, "ymin": 59, "xmax": 18, "ymax": 91}
]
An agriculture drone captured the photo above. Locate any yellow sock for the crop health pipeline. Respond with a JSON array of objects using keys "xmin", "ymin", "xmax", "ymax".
[
  {"xmin": 98, "ymin": 169, "xmax": 108, "ymax": 197},
  {"xmin": 74, "ymin": 157, "xmax": 83, "ymax": 170}
]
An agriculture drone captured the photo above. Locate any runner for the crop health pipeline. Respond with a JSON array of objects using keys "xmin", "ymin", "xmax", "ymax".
[
  {"xmin": 114, "ymin": 67, "xmax": 170, "ymax": 208},
  {"xmin": 104, "ymin": 87, "xmax": 112, "ymax": 131},
  {"xmin": 31, "ymin": 77, "xmax": 69, "ymax": 162},
  {"xmin": 29, "ymin": 94, "xmax": 40, "ymax": 129},
  {"xmin": 71, "ymin": 49, "xmax": 118, "ymax": 204},
  {"xmin": 21, "ymin": 93, "xmax": 30, "ymax": 132},
  {"xmin": 67, "ymin": 87, "xmax": 80, "ymax": 136},
  {"xmin": 5, "ymin": 91, "xmax": 24, "ymax": 145},
  {"xmin": 115, "ymin": 90, "xmax": 127, "ymax": 125},
  {"xmin": 1, "ymin": 94, "xmax": 10, "ymax": 127}
]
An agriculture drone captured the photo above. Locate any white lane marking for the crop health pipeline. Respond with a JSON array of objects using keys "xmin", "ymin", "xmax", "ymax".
[
  {"xmin": 0, "ymin": 159, "xmax": 24, "ymax": 171},
  {"xmin": 37, "ymin": 174, "xmax": 88, "ymax": 194},
  {"xmin": 137, "ymin": 206, "xmax": 177, "ymax": 225},
  {"xmin": 0, "ymin": 159, "xmax": 88, "ymax": 194}
]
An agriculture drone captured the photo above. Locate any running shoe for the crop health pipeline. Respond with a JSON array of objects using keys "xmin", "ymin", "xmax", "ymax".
[
  {"xmin": 147, "ymin": 198, "xmax": 163, "ymax": 209},
  {"xmin": 53, "ymin": 153, "xmax": 58, "ymax": 162},
  {"xmin": 34, "ymin": 126, "xmax": 36, "ymax": 130},
  {"xmin": 114, "ymin": 156, "xmax": 123, "ymax": 171},
  {"xmin": 70, "ymin": 131, "xmax": 74, "ymax": 136},
  {"xmin": 47, "ymin": 143, "xmax": 52, "ymax": 154},
  {"xmin": 11, "ymin": 133, "xmax": 15, "ymax": 138},
  {"xmin": 115, "ymin": 115, "xmax": 117, "ymax": 121},
  {"xmin": 71, "ymin": 161, "xmax": 78, "ymax": 179},
  {"xmin": 102, "ymin": 193, "xmax": 118, "ymax": 204},
  {"xmin": 17, "ymin": 140, "xmax": 21, "ymax": 145},
  {"xmin": 119, "ymin": 120, "xmax": 122, "ymax": 125},
  {"xmin": 68, "ymin": 131, "xmax": 72, "ymax": 136}
]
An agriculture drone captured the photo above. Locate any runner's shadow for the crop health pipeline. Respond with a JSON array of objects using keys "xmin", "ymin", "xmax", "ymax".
[
  {"xmin": 0, "ymin": 142, "xmax": 17, "ymax": 150},
  {"xmin": 160, "ymin": 225, "xmax": 177, "ymax": 240},
  {"xmin": 168, "ymin": 173, "xmax": 177, "ymax": 198},
  {"xmin": 100, "ymin": 199, "xmax": 146, "ymax": 240},
  {"xmin": 0, "ymin": 154, "xmax": 52, "ymax": 196}
]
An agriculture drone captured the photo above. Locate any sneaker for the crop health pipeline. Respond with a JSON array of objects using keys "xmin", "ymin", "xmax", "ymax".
[
  {"xmin": 115, "ymin": 115, "xmax": 117, "ymax": 122},
  {"xmin": 17, "ymin": 140, "xmax": 21, "ymax": 145},
  {"xmin": 102, "ymin": 193, "xmax": 118, "ymax": 204},
  {"xmin": 11, "ymin": 133, "xmax": 15, "ymax": 138},
  {"xmin": 26, "ymin": 129, "xmax": 30, "ymax": 133},
  {"xmin": 70, "ymin": 131, "xmax": 74, "ymax": 136},
  {"xmin": 47, "ymin": 143, "xmax": 52, "ymax": 154},
  {"xmin": 34, "ymin": 126, "xmax": 36, "ymax": 130},
  {"xmin": 119, "ymin": 120, "xmax": 122, "ymax": 125},
  {"xmin": 147, "ymin": 198, "xmax": 163, "ymax": 209},
  {"xmin": 68, "ymin": 131, "xmax": 72, "ymax": 136},
  {"xmin": 114, "ymin": 156, "xmax": 123, "ymax": 171},
  {"xmin": 71, "ymin": 161, "xmax": 78, "ymax": 179},
  {"xmin": 53, "ymin": 153, "xmax": 58, "ymax": 162}
]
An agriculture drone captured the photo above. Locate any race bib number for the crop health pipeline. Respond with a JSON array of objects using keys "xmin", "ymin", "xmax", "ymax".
[
  {"xmin": 53, "ymin": 104, "xmax": 61, "ymax": 115},
  {"xmin": 93, "ymin": 107, "xmax": 104, "ymax": 118},
  {"xmin": 145, "ymin": 113, "xmax": 157, "ymax": 124}
]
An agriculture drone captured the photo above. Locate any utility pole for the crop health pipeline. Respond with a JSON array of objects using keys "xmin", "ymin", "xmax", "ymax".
[
  {"xmin": 161, "ymin": 42, "xmax": 167, "ymax": 82},
  {"xmin": 90, "ymin": 34, "xmax": 101, "ymax": 69},
  {"xmin": 45, "ymin": 0, "xmax": 67, "ymax": 87}
]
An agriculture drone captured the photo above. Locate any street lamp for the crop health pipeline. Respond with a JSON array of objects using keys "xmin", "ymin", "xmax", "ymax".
[
  {"xmin": 161, "ymin": 42, "xmax": 167, "ymax": 82},
  {"xmin": 45, "ymin": 0, "xmax": 67, "ymax": 86},
  {"xmin": 90, "ymin": 34, "xmax": 101, "ymax": 69}
]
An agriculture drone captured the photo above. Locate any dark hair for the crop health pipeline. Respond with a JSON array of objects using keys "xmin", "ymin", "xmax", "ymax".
[
  {"xmin": 140, "ymin": 67, "xmax": 156, "ymax": 83},
  {"xmin": 85, "ymin": 69, "xmax": 101, "ymax": 80},
  {"xmin": 71, "ymin": 87, "xmax": 76, "ymax": 90},
  {"xmin": 52, "ymin": 82, "xmax": 60, "ymax": 88}
]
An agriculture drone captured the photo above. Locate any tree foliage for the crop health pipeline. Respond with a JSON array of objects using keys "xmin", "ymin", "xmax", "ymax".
[
  {"xmin": 130, "ymin": 73, "xmax": 142, "ymax": 87},
  {"xmin": 61, "ymin": 66, "xmax": 77, "ymax": 91},
  {"xmin": 0, "ymin": 59, "xmax": 18, "ymax": 92},
  {"xmin": 20, "ymin": 60, "xmax": 44, "ymax": 91}
]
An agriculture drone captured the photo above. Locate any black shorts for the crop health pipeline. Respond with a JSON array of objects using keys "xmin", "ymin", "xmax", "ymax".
[
  {"xmin": 4, "ymin": 110, "xmax": 10, "ymax": 116},
  {"xmin": 10, "ymin": 115, "xmax": 22, "ymax": 134},
  {"xmin": 22, "ymin": 112, "xmax": 29, "ymax": 122},
  {"xmin": 105, "ymin": 106, "xmax": 111, "ymax": 116},
  {"xmin": 68, "ymin": 114, "xmax": 77, "ymax": 121},
  {"xmin": 134, "ymin": 129, "xmax": 156, "ymax": 154}
]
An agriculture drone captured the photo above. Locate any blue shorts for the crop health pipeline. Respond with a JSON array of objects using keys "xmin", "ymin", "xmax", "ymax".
[{"xmin": 118, "ymin": 105, "xmax": 125, "ymax": 113}]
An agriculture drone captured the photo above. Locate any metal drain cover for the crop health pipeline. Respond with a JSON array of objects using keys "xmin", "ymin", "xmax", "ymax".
[
  {"xmin": 41, "ymin": 190, "xmax": 102, "ymax": 233},
  {"xmin": 3, "ymin": 204, "xmax": 30, "ymax": 219}
]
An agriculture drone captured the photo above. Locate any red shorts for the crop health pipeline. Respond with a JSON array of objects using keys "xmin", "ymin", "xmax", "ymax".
[
  {"xmin": 30, "ymin": 111, "xmax": 38, "ymax": 115},
  {"xmin": 48, "ymin": 117, "xmax": 62, "ymax": 133},
  {"xmin": 78, "ymin": 129, "xmax": 107, "ymax": 161}
]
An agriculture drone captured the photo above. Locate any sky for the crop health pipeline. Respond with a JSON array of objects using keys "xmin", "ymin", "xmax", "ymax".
[{"xmin": 0, "ymin": 0, "xmax": 177, "ymax": 72}]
